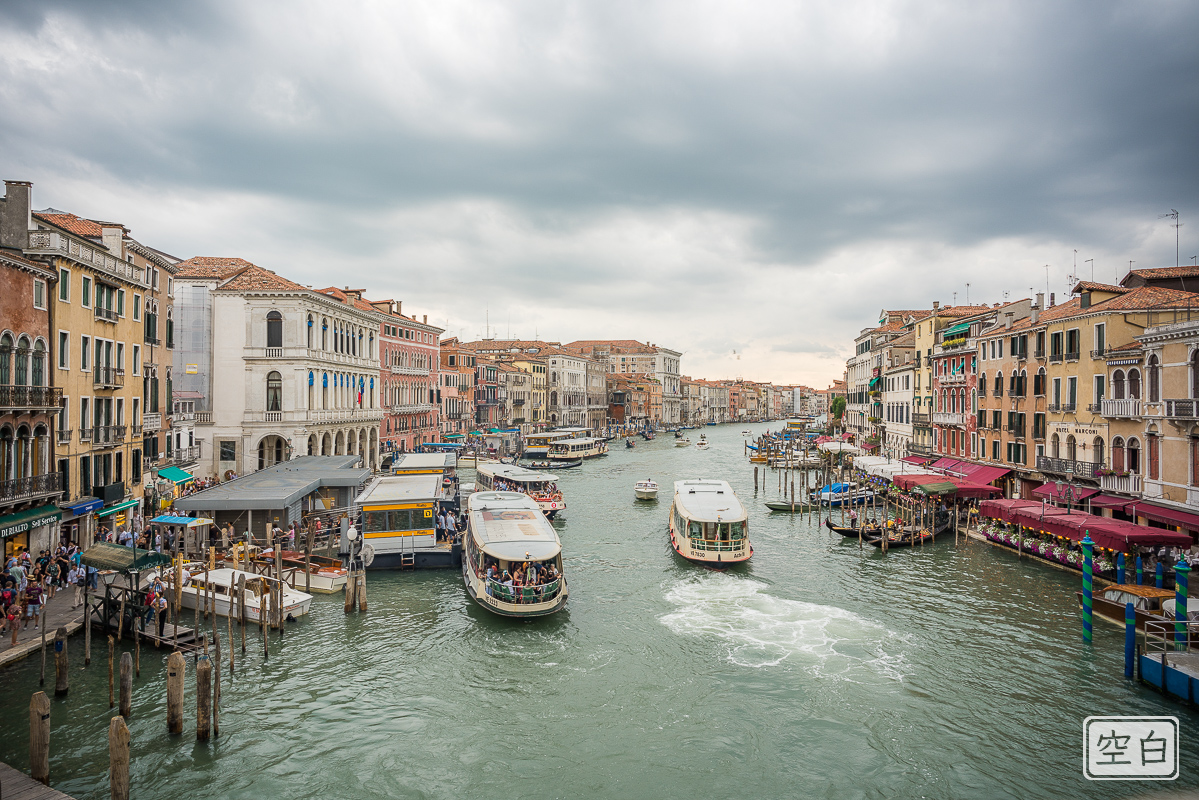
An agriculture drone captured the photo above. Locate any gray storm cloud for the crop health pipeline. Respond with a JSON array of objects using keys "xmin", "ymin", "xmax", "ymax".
[{"xmin": 1, "ymin": 0, "xmax": 1195, "ymax": 385}]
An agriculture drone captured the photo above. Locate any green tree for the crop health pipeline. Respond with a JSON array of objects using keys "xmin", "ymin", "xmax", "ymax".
[{"xmin": 830, "ymin": 396, "xmax": 846, "ymax": 420}]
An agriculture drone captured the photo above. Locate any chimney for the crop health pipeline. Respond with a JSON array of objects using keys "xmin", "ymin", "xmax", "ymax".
[
  {"xmin": 1, "ymin": 180, "xmax": 32, "ymax": 250},
  {"xmin": 423, "ymin": 315, "xmax": 427, "ymax": 324},
  {"xmin": 1035, "ymin": 292, "xmax": 1044, "ymax": 309},
  {"xmin": 1031, "ymin": 306, "xmax": 1040, "ymax": 324},
  {"xmin": 101, "ymin": 225, "xmax": 123, "ymax": 257},
  {"xmin": 932, "ymin": 301, "xmax": 940, "ymax": 312},
  {"xmin": 1005, "ymin": 311, "xmax": 1013, "ymax": 329},
  {"xmin": 1049, "ymin": 293, "xmax": 1056, "ymax": 307},
  {"xmin": 396, "ymin": 301, "xmax": 402, "ymax": 316}
]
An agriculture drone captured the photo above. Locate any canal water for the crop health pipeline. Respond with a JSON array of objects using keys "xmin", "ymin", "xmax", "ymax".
[{"xmin": 1, "ymin": 423, "xmax": 1197, "ymax": 799}]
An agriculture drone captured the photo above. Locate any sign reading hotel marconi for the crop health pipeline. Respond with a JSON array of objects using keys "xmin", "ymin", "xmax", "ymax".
[{"xmin": 1050, "ymin": 422, "xmax": 1109, "ymax": 438}]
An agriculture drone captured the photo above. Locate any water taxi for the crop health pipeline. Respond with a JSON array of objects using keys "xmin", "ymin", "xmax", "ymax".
[
  {"xmin": 668, "ymin": 479, "xmax": 752, "ymax": 566},
  {"xmin": 160, "ymin": 566, "xmax": 313, "ymax": 621},
  {"xmin": 1075, "ymin": 584, "xmax": 1180, "ymax": 631},
  {"xmin": 461, "ymin": 491, "xmax": 568, "ymax": 618},
  {"xmin": 475, "ymin": 463, "xmax": 566, "ymax": 518},
  {"xmin": 634, "ymin": 479, "xmax": 659, "ymax": 500},
  {"xmin": 675, "ymin": 437, "xmax": 691, "ymax": 447},
  {"xmin": 549, "ymin": 437, "xmax": 609, "ymax": 460},
  {"xmin": 740, "ymin": 429, "xmax": 753, "ymax": 436},
  {"xmin": 695, "ymin": 434, "xmax": 710, "ymax": 450}
]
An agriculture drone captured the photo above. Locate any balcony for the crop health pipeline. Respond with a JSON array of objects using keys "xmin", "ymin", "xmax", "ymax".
[
  {"xmin": 1090, "ymin": 348, "xmax": 1107, "ymax": 359},
  {"xmin": 0, "ymin": 385, "xmax": 62, "ymax": 411},
  {"xmin": 263, "ymin": 347, "xmax": 284, "ymax": 358},
  {"xmin": 168, "ymin": 445, "xmax": 201, "ymax": 464},
  {"xmin": 1049, "ymin": 353, "xmax": 1063, "ymax": 363},
  {"xmin": 907, "ymin": 442, "xmax": 934, "ymax": 455},
  {"xmin": 1033, "ymin": 429, "xmax": 1046, "ymax": 442},
  {"xmin": 1061, "ymin": 403, "xmax": 1076, "ymax": 413},
  {"xmin": 1047, "ymin": 403, "xmax": 1061, "ymax": 413},
  {"xmin": 144, "ymin": 334, "xmax": 160, "ymax": 346},
  {"xmin": 0, "ymin": 472, "xmax": 63, "ymax": 504},
  {"xmin": 1099, "ymin": 473, "xmax": 1142, "ymax": 495},
  {"xmin": 1007, "ymin": 425, "xmax": 1027, "ymax": 438},
  {"xmin": 1036, "ymin": 456, "xmax": 1100, "ymax": 481},
  {"xmin": 389, "ymin": 403, "xmax": 435, "ymax": 415},
  {"xmin": 1015, "ymin": 349, "xmax": 1028, "ymax": 361},
  {"xmin": 93, "ymin": 367, "xmax": 125, "ymax": 389},
  {"xmin": 389, "ymin": 365, "xmax": 429, "ymax": 376},
  {"xmin": 1164, "ymin": 399, "xmax": 1199, "ymax": 419},
  {"xmin": 1101, "ymin": 398, "xmax": 1141, "ymax": 418},
  {"xmin": 932, "ymin": 412, "xmax": 966, "ymax": 426},
  {"xmin": 1065, "ymin": 351, "xmax": 1080, "ymax": 362},
  {"xmin": 1034, "ymin": 349, "xmax": 1045, "ymax": 359},
  {"xmin": 141, "ymin": 412, "xmax": 162, "ymax": 432},
  {"xmin": 196, "ymin": 412, "xmax": 212, "ymax": 423},
  {"xmin": 56, "ymin": 428, "xmax": 72, "ymax": 445},
  {"xmin": 939, "ymin": 373, "xmax": 967, "ymax": 386},
  {"xmin": 89, "ymin": 425, "xmax": 127, "ymax": 449},
  {"xmin": 992, "ymin": 388, "xmax": 1004, "ymax": 398},
  {"xmin": 94, "ymin": 306, "xmax": 119, "ymax": 323}
]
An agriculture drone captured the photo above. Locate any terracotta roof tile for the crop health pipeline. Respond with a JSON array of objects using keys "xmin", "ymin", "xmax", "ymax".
[
  {"xmin": 1124, "ymin": 266, "xmax": 1199, "ymax": 282},
  {"xmin": 33, "ymin": 211, "xmax": 107, "ymax": 238},
  {"xmin": 1072, "ymin": 281, "xmax": 1129, "ymax": 294},
  {"xmin": 175, "ymin": 256, "xmax": 261, "ymax": 279}
]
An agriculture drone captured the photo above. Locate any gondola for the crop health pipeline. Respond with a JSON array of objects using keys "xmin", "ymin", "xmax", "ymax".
[
  {"xmin": 518, "ymin": 458, "xmax": 583, "ymax": 470},
  {"xmin": 823, "ymin": 518, "xmax": 880, "ymax": 538},
  {"xmin": 765, "ymin": 501, "xmax": 820, "ymax": 513},
  {"xmin": 626, "ymin": 438, "xmax": 636, "ymax": 448}
]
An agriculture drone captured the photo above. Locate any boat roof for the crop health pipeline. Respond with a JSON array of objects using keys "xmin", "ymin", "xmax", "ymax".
[
  {"xmin": 476, "ymin": 464, "xmax": 559, "ymax": 482},
  {"xmin": 551, "ymin": 437, "xmax": 601, "ymax": 445},
  {"xmin": 672, "ymin": 480, "xmax": 747, "ymax": 522},
  {"xmin": 1102, "ymin": 584, "xmax": 1175, "ymax": 599},
  {"xmin": 526, "ymin": 430, "xmax": 585, "ymax": 441},
  {"xmin": 467, "ymin": 491, "xmax": 562, "ymax": 561},
  {"xmin": 356, "ymin": 473, "xmax": 442, "ymax": 506},
  {"xmin": 390, "ymin": 453, "xmax": 454, "ymax": 473},
  {"xmin": 189, "ymin": 567, "xmax": 306, "ymax": 593}
]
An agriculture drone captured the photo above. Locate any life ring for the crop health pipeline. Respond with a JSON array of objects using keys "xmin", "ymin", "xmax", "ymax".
[{"xmin": 552, "ymin": 493, "xmax": 563, "ymax": 501}]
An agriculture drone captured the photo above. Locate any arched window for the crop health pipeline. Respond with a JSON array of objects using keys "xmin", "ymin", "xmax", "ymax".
[
  {"xmin": 1128, "ymin": 368, "xmax": 1141, "ymax": 400},
  {"xmin": 1148, "ymin": 355, "xmax": 1160, "ymax": 402},
  {"xmin": 1066, "ymin": 434, "xmax": 1077, "ymax": 462},
  {"xmin": 31, "ymin": 340, "xmax": 45, "ymax": 387},
  {"xmin": 266, "ymin": 371, "xmax": 282, "ymax": 412},
  {"xmin": 994, "ymin": 371, "xmax": 1003, "ymax": 396},
  {"xmin": 1093, "ymin": 436, "xmax": 1105, "ymax": 467},
  {"xmin": 13, "ymin": 336, "xmax": 30, "ymax": 386},
  {"xmin": 307, "ymin": 314, "xmax": 314, "ymax": 348},
  {"xmin": 971, "ymin": 388, "xmax": 977, "ymax": 414},
  {"xmin": 1127, "ymin": 437, "xmax": 1141, "ymax": 474},
  {"xmin": 322, "ymin": 319, "xmax": 329, "ymax": 350},
  {"xmin": 1050, "ymin": 433, "xmax": 1060, "ymax": 459},
  {"xmin": 1113, "ymin": 370, "xmax": 1125, "ymax": 400},
  {"xmin": 0, "ymin": 333, "xmax": 10, "ymax": 385},
  {"xmin": 980, "ymin": 373, "xmax": 987, "ymax": 394},
  {"xmin": 1112, "ymin": 436, "xmax": 1126, "ymax": 472},
  {"xmin": 266, "ymin": 311, "xmax": 283, "ymax": 348},
  {"xmin": 1192, "ymin": 351, "xmax": 1199, "ymax": 398}
]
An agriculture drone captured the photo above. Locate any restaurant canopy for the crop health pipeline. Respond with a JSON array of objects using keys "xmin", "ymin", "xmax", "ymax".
[
  {"xmin": 81, "ymin": 541, "xmax": 171, "ymax": 572},
  {"xmin": 156, "ymin": 466, "xmax": 195, "ymax": 485},
  {"xmin": 978, "ymin": 499, "xmax": 1193, "ymax": 551},
  {"xmin": 893, "ymin": 473, "xmax": 1003, "ymax": 498},
  {"xmin": 818, "ymin": 442, "xmax": 861, "ymax": 454},
  {"xmin": 1032, "ymin": 482, "xmax": 1099, "ymax": 502},
  {"xmin": 1135, "ymin": 503, "xmax": 1199, "ymax": 533},
  {"xmin": 912, "ymin": 481, "xmax": 958, "ymax": 497}
]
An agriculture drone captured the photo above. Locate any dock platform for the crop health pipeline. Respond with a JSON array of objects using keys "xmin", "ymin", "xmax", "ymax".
[{"xmin": 0, "ymin": 761, "xmax": 77, "ymax": 799}]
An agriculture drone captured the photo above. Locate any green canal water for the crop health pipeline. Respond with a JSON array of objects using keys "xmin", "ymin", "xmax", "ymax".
[{"xmin": 2, "ymin": 423, "xmax": 1197, "ymax": 799}]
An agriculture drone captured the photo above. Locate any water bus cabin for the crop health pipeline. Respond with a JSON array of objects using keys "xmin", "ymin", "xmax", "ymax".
[
  {"xmin": 549, "ymin": 437, "xmax": 609, "ymax": 460},
  {"xmin": 356, "ymin": 473, "xmax": 460, "ymax": 569},
  {"xmin": 462, "ymin": 491, "xmax": 568, "ymax": 618},
  {"xmin": 159, "ymin": 566, "xmax": 313, "ymax": 621},
  {"xmin": 668, "ymin": 479, "xmax": 752, "ymax": 567},
  {"xmin": 523, "ymin": 429, "xmax": 590, "ymax": 456},
  {"xmin": 475, "ymin": 463, "xmax": 566, "ymax": 518}
]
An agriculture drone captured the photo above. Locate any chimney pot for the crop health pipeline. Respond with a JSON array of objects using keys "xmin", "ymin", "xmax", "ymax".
[
  {"xmin": 1035, "ymin": 292, "xmax": 1044, "ymax": 309},
  {"xmin": 1, "ymin": 180, "xmax": 33, "ymax": 250},
  {"xmin": 1050, "ymin": 293, "xmax": 1056, "ymax": 307},
  {"xmin": 932, "ymin": 301, "xmax": 940, "ymax": 311}
]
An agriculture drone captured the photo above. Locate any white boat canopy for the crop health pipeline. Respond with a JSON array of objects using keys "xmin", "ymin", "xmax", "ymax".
[
  {"xmin": 467, "ymin": 491, "xmax": 562, "ymax": 561},
  {"xmin": 852, "ymin": 456, "xmax": 935, "ymax": 480},
  {"xmin": 818, "ymin": 442, "xmax": 861, "ymax": 454}
]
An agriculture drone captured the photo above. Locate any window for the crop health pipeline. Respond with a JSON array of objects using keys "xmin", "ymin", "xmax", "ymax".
[
  {"xmin": 1128, "ymin": 369, "xmax": 1141, "ymax": 400},
  {"xmin": 1113, "ymin": 436, "xmax": 1126, "ymax": 472},
  {"xmin": 1148, "ymin": 433, "xmax": 1160, "ymax": 481},
  {"xmin": 117, "ymin": 289, "xmax": 125, "ymax": 317},
  {"xmin": 307, "ymin": 314, "xmax": 314, "ymax": 348},
  {"xmin": 992, "ymin": 439, "xmax": 1000, "ymax": 460},
  {"xmin": 1052, "ymin": 377, "xmax": 1061, "ymax": 406},
  {"xmin": 81, "ymin": 276, "xmax": 91, "ymax": 307},
  {"xmin": 58, "ymin": 268, "xmax": 70, "ymax": 301},
  {"xmin": 116, "ymin": 343, "xmax": 124, "ymax": 372},
  {"xmin": 1113, "ymin": 369, "xmax": 1126, "ymax": 399},
  {"xmin": 1094, "ymin": 323, "xmax": 1105, "ymax": 354},
  {"xmin": 266, "ymin": 371, "xmax": 283, "ymax": 412},
  {"xmin": 58, "ymin": 332, "xmax": 69, "ymax": 369},
  {"xmin": 31, "ymin": 340, "xmax": 44, "ymax": 386},
  {"xmin": 1065, "ymin": 329, "xmax": 1080, "ymax": 357},
  {"xmin": 1147, "ymin": 355, "xmax": 1160, "ymax": 402},
  {"xmin": 219, "ymin": 441, "xmax": 237, "ymax": 462},
  {"xmin": 1034, "ymin": 368, "xmax": 1046, "ymax": 396},
  {"xmin": 1050, "ymin": 331, "xmax": 1063, "ymax": 357},
  {"xmin": 1127, "ymin": 437, "xmax": 1141, "ymax": 474},
  {"xmin": 33, "ymin": 279, "xmax": 46, "ymax": 309},
  {"xmin": 1094, "ymin": 375, "xmax": 1105, "ymax": 404},
  {"xmin": 80, "ymin": 336, "xmax": 90, "ymax": 371},
  {"xmin": 1093, "ymin": 436, "xmax": 1105, "ymax": 466},
  {"xmin": 1067, "ymin": 376, "xmax": 1077, "ymax": 407},
  {"xmin": 132, "ymin": 345, "xmax": 140, "ymax": 376},
  {"xmin": 133, "ymin": 295, "xmax": 141, "ymax": 321},
  {"xmin": 266, "ymin": 311, "xmax": 283, "ymax": 348}
]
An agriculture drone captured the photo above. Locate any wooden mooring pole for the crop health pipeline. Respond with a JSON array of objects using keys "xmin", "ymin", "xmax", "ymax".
[
  {"xmin": 119, "ymin": 652, "xmax": 133, "ymax": 719},
  {"xmin": 167, "ymin": 651, "xmax": 184, "ymax": 735},
  {"xmin": 107, "ymin": 635, "xmax": 115, "ymax": 708},
  {"xmin": 30, "ymin": 690, "xmax": 49, "ymax": 785},
  {"xmin": 109, "ymin": 716, "xmax": 130, "ymax": 800},
  {"xmin": 196, "ymin": 655, "xmax": 212, "ymax": 741},
  {"xmin": 54, "ymin": 627, "xmax": 69, "ymax": 696}
]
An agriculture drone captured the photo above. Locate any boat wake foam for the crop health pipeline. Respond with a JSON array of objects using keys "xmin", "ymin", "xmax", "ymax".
[{"xmin": 660, "ymin": 573, "xmax": 909, "ymax": 679}]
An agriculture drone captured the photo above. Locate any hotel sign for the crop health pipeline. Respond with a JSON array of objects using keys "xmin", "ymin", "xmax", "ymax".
[{"xmin": 1050, "ymin": 422, "xmax": 1109, "ymax": 438}]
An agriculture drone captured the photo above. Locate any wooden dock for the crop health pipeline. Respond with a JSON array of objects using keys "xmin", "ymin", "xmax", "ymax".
[{"xmin": 0, "ymin": 761, "xmax": 77, "ymax": 799}]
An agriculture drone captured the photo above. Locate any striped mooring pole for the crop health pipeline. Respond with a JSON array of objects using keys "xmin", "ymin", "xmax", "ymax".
[
  {"xmin": 1156, "ymin": 562, "xmax": 1164, "ymax": 589},
  {"xmin": 1082, "ymin": 534, "xmax": 1094, "ymax": 644},
  {"xmin": 1175, "ymin": 562, "xmax": 1190, "ymax": 650},
  {"xmin": 1124, "ymin": 601, "xmax": 1136, "ymax": 679},
  {"xmin": 1117, "ymin": 552, "xmax": 1126, "ymax": 584},
  {"xmin": 1136, "ymin": 555, "xmax": 1144, "ymax": 585}
]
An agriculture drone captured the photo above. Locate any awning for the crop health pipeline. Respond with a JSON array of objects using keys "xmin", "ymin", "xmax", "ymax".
[
  {"xmin": 902, "ymin": 455, "xmax": 932, "ymax": 466},
  {"xmin": 1134, "ymin": 503, "xmax": 1199, "ymax": 532},
  {"xmin": 913, "ymin": 481, "xmax": 957, "ymax": 497},
  {"xmin": 63, "ymin": 497, "xmax": 103, "ymax": 515},
  {"xmin": 931, "ymin": 457, "xmax": 965, "ymax": 472},
  {"xmin": 1088, "ymin": 494, "xmax": 1134, "ymax": 511},
  {"xmin": 0, "ymin": 504, "xmax": 63, "ymax": 539},
  {"xmin": 1032, "ymin": 482, "xmax": 1099, "ymax": 502},
  {"xmin": 95, "ymin": 498, "xmax": 139, "ymax": 518},
  {"xmin": 942, "ymin": 321, "xmax": 971, "ymax": 338},
  {"xmin": 150, "ymin": 515, "xmax": 214, "ymax": 527},
  {"xmin": 959, "ymin": 464, "xmax": 1011, "ymax": 484},
  {"xmin": 157, "ymin": 466, "xmax": 194, "ymax": 484},
  {"xmin": 979, "ymin": 498, "xmax": 1043, "ymax": 523},
  {"xmin": 81, "ymin": 541, "xmax": 171, "ymax": 572},
  {"xmin": 980, "ymin": 500, "xmax": 1194, "ymax": 550},
  {"xmin": 868, "ymin": 377, "xmax": 881, "ymax": 391}
]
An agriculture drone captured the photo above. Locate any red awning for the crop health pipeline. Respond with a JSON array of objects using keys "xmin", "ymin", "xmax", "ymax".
[
  {"xmin": 982, "ymin": 500, "xmax": 1194, "ymax": 550},
  {"xmin": 1134, "ymin": 503, "xmax": 1199, "ymax": 532},
  {"xmin": 978, "ymin": 498, "xmax": 1043, "ymax": 522},
  {"xmin": 959, "ymin": 464, "xmax": 1012, "ymax": 484},
  {"xmin": 1088, "ymin": 494, "xmax": 1133, "ymax": 511},
  {"xmin": 931, "ymin": 457, "xmax": 964, "ymax": 472},
  {"xmin": 860, "ymin": 443, "xmax": 879, "ymax": 451},
  {"xmin": 894, "ymin": 474, "xmax": 944, "ymax": 490},
  {"xmin": 951, "ymin": 479, "xmax": 1004, "ymax": 499},
  {"xmin": 901, "ymin": 455, "xmax": 931, "ymax": 466},
  {"xmin": 1032, "ymin": 482, "xmax": 1099, "ymax": 502}
]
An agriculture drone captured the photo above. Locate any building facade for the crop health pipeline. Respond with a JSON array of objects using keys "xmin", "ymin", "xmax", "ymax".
[{"xmin": 373, "ymin": 299, "xmax": 441, "ymax": 455}]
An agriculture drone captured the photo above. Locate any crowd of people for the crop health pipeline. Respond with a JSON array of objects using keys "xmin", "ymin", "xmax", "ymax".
[
  {"xmin": 436, "ymin": 507, "xmax": 462, "ymax": 543},
  {"xmin": 2, "ymin": 544, "xmax": 93, "ymax": 647},
  {"xmin": 481, "ymin": 556, "xmax": 562, "ymax": 603}
]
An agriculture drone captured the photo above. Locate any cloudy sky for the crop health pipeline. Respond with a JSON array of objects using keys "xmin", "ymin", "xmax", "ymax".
[{"xmin": 2, "ymin": 1, "xmax": 1196, "ymax": 387}]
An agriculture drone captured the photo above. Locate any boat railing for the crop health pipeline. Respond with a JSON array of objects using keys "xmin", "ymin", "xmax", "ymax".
[
  {"xmin": 687, "ymin": 535, "xmax": 747, "ymax": 552},
  {"xmin": 484, "ymin": 576, "xmax": 563, "ymax": 604},
  {"xmin": 1144, "ymin": 618, "xmax": 1197, "ymax": 654}
]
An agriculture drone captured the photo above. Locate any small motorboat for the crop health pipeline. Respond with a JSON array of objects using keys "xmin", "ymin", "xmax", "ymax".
[
  {"xmin": 741, "ymin": 429, "xmax": 753, "ymax": 436},
  {"xmin": 695, "ymin": 434, "xmax": 709, "ymax": 450},
  {"xmin": 626, "ymin": 437, "xmax": 636, "ymax": 449},
  {"xmin": 634, "ymin": 479, "xmax": 659, "ymax": 501},
  {"xmin": 675, "ymin": 437, "xmax": 691, "ymax": 447},
  {"xmin": 519, "ymin": 458, "xmax": 582, "ymax": 470},
  {"xmin": 674, "ymin": 431, "xmax": 683, "ymax": 439}
]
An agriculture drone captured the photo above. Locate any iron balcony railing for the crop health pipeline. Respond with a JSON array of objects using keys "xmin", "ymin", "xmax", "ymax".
[
  {"xmin": 94, "ymin": 306, "xmax": 119, "ymax": 323},
  {"xmin": 1035, "ymin": 456, "xmax": 1100, "ymax": 480},
  {"xmin": 144, "ymin": 334, "xmax": 161, "ymax": 346},
  {"xmin": 0, "ymin": 472, "xmax": 63, "ymax": 503},
  {"xmin": 1164, "ymin": 399, "xmax": 1199, "ymax": 419},
  {"xmin": 0, "ymin": 385, "xmax": 62, "ymax": 411},
  {"xmin": 93, "ymin": 367, "xmax": 125, "ymax": 389},
  {"xmin": 911, "ymin": 412, "xmax": 931, "ymax": 427},
  {"xmin": 1049, "ymin": 353, "xmax": 1063, "ymax": 363},
  {"xmin": 1033, "ymin": 349, "xmax": 1046, "ymax": 359},
  {"xmin": 1061, "ymin": 402, "xmax": 1076, "ymax": 413},
  {"xmin": 1065, "ymin": 351, "xmax": 1080, "ymax": 361},
  {"xmin": 56, "ymin": 428, "xmax": 72, "ymax": 444},
  {"xmin": 88, "ymin": 425, "xmax": 127, "ymax": 448},
  {"xmin": 1090, "ymin": 348, "xmax": 1107, "ymax": 359}
]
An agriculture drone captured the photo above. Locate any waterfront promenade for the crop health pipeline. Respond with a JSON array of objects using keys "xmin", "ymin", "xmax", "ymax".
[{"xmin": 0, "ymin": 589, "xmax": 84, "ymax": 670}]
